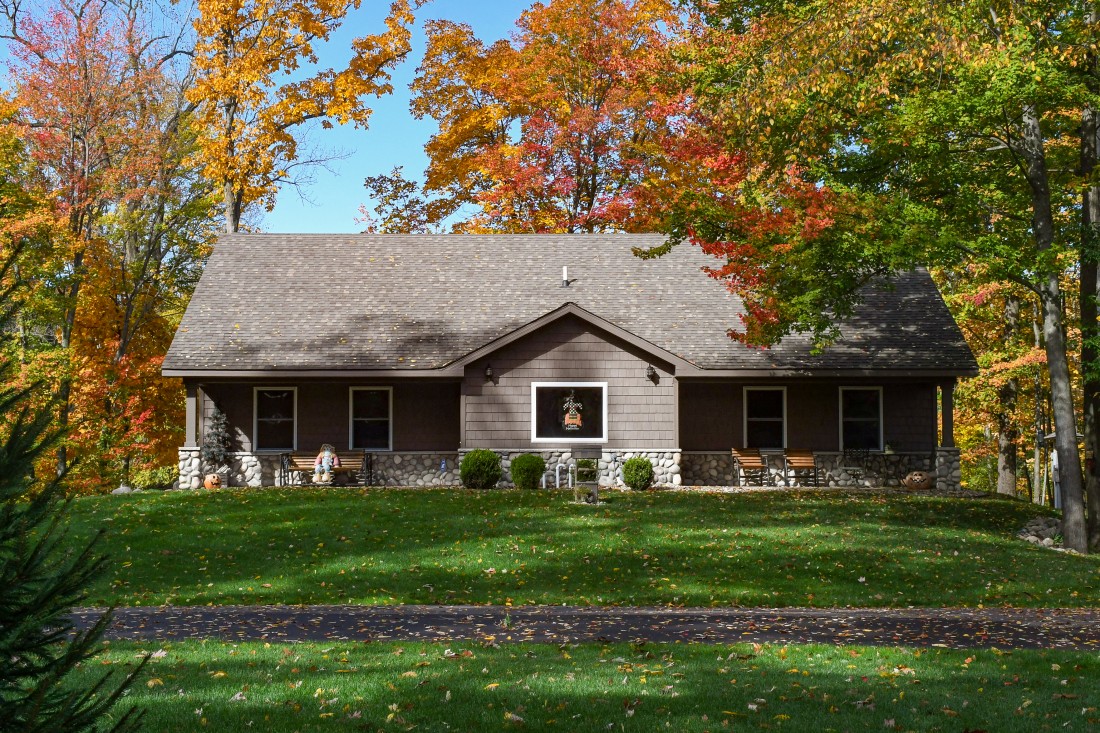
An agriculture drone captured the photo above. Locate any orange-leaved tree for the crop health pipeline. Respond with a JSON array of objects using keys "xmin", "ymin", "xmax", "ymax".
[
  {"xmin": 3, "ymin": 1, "xmax": 217, "ymax": 490},
  {"xmin": 189, "ymin": 0, "xmax": 415, "ymax": 232},
  {"xmin": 362, "ymin": 0, "xmax": 688, "ymax": 234}
]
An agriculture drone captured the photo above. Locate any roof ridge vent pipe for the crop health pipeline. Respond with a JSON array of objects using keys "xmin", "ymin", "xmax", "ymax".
[{"xmin": 562, "ymin": 265, "xmax": 569, "ymax": 287}]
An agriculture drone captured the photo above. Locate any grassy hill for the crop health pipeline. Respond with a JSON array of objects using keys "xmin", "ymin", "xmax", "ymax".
[{"xmin": 66, "ymin": 488, "xmax": 1099, "ymax": 608}]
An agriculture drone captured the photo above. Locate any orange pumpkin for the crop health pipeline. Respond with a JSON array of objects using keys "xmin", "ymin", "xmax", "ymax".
[
  {"xmin": 902, "ymin": 471, "xmax": 933, "ymax": 490},
  {"xmin": 203, "ymin": 473, "xmax": 222, "ymax": 489}
]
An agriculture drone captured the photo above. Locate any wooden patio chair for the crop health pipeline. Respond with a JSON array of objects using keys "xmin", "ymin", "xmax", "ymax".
[
  {"xmin": 784, "ymin": 449, "xmax": 820, "ymax": 487},
  {"xmin": 731, "ymin": 447, "xmax": 769, "ymax": 487}
]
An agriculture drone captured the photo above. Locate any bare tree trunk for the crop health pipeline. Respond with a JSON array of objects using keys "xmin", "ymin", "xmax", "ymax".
[
  {"xmin": 997, "ymin": 295, "xmax": 1020, "ymax": 496},
  {"xmin": 1081, "ymin": 12, "xmax": 1100, "ymax": 548},
  {"xmin": 1020, "ymin": 104, "xmax": 1088, "ymax": 552},
  {"xmin": 1082, "ymin": 103, "xmax": 1100, "ymax": 549},
  {"xmin": 224, "ymin": 180, "xmax": 240, "ymax": 233},
  {"xmin": 1032, "ymin": 305, "xmax": 1044, "ymax": 503}
]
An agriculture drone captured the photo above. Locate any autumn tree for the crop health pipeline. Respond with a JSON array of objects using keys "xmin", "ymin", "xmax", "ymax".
[
  {"xmin": 939, "ymin": 268, "xmax": 1044, "ymax": 496},
  {"xmin": 359, "ymin": 166, "xmax": 448, "ymax": 233},
  {"xmin": 1, "ymin": 182, "xmax": 143, "ymax": 731},
  {"xmin": 3, "ymin": 1, "xmax": 217, "ymax": 490},
  {"xmin": 370, "ymin": 0, "xmax": 686, "ymax": 234},
  {"xmin": 677, "ymin": 0, "xmax": 1099, "ymax": 552},
  {"xmin": 189, "ymin": 0, "xmax": 415, "ymax": 233}
]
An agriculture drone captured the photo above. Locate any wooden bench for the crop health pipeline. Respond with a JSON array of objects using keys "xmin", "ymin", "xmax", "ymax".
[
  {"xmin": 731, "ymin": 447, "xmax": 769, "ymax": 487},
  {"xmin": 280, "ymin": 450, "xmax": 368, "ymax": 486},
  {"xmin": 784, "ymin": 449, "xmax": 820, "ymax": 486}
]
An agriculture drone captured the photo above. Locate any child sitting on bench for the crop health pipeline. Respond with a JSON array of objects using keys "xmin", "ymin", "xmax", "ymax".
[{"xmin": 313, "ymin": 444, "xmax": 341, "ymax": 483}]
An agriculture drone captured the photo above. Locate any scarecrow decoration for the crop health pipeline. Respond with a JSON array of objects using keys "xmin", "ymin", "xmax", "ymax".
[{"xmin": 562, "ymin": 390, "xmax": 583, "ymax": 430}]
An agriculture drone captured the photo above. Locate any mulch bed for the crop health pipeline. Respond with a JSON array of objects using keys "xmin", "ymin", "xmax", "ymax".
[{"xmin": 72, "ymin": 605, "xmax": 1099, "ymax": 650}]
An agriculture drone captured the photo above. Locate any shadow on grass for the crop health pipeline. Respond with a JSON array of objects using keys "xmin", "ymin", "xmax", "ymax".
[
  {"xmin": 81, "ymin": 639, "xmax": 1100, "ymax": 733},
  {"xmin": 69, "ymin": 489, "xmax": 1098, "ymax": 609}
]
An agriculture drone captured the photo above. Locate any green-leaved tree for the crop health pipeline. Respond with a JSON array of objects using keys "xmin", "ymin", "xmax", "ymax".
[{"xmin": 677, "ymin": 0, "xmax": 1099, "ymax": 552}]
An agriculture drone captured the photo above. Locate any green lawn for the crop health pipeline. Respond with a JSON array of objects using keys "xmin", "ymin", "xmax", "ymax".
[
  {"xmin": 67, "ymin": 488, "xmax": 1100, "ymax": 608},
  {"xmin": 79, "ymin": 640, "xmax": 1099, "ymax": 732}
]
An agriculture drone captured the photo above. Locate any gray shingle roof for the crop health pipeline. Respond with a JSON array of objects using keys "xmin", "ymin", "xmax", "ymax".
[{"xmin": 163, "ymin": 233, "xmax": 977, "ymax": 375}]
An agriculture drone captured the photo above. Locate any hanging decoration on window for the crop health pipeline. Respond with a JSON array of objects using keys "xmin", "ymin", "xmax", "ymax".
[
  {"xmin": 533, "ymin": 384, "xmax": 605, "ymax": 441},
  {"xmin": 562, "ymin": 390, "xmax": 583, "ymax": 430}
]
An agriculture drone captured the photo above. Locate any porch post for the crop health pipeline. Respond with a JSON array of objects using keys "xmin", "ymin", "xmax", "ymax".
[
  {"xmin": 672, "ymin": 376, "xmax": 680, "ymax": 447},
  {"xmin": 185, "ymin": 383, "xmax": 198, "ymax": 447},
  {"xmin": 941, "ymin": 379, "xmax": 956, "ymax": 448}
]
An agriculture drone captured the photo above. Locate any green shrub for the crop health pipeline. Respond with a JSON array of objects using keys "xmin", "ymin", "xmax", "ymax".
[
  {"xmin": 510, "ymin": 454, "xmax": 546, "ymax": 490},
  {"xmin": 622, "ymin": 457, "xmax": 654, "ymax": 491},
  {"xmin": 576, "ymin": 458, "xmax": 597, "ymax": 483},
  {"xmin": 461, "ymin": 449, "xmax": 502, "ymax": 490},
  {"xmin": 131, "ymin": 465, "xmax": 178, "ymax": 491}
]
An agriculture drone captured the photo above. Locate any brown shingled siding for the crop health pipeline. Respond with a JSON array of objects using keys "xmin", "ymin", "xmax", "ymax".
[
  {"xmin": 462, "ymin": 315, "xmax": 676, "ymax": 449},
  {"xmin": 677, "ymin": 382, "xmax": 741, "ymax": 450},
  {"xmin": 198, "ymin": 380, "xmax": 459, "ymax": 453},
  {"xmin": 882, "ymin": 383, "xmax": 937, "ymax": 451},
  {"xmin": 679, "ymin": 380, "xmax": 937, "ymax": 451}
]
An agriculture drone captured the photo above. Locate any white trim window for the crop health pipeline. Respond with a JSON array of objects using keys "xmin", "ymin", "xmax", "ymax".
[
  {"xmin": 743, "ymin": 386, "xmax": 786, "ymax": 449},
  {"xmin": 253, "ymin": 387, "xmax": 296, "ymax": 451},
  {"xmin": 350, "ymin": 387, "xmax": 393, "ymax": 451},
  {"xmin": 839, "ymin": 387, "xmax": 883, "ymax": 451},
  {"xmin": 531, "ymin": 381, "xmax": 608, "ymax": 443}
]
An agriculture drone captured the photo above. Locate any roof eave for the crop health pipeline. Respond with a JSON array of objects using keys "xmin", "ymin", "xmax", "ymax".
[
  {"xmin": 162, "ymin": 366, "xmax": 466, "ymax": 379},
  {"xmin": 677, "ymin": 367, "xmax": 980, "ymax": 379}
]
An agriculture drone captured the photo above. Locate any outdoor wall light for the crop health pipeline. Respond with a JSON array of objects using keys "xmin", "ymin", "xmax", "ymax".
[
  {"xmin": 485, "ymin": 364, "xmax": 494, "ymax": 381},
  {"xmin": 645, "ymin": 365, "xmax": 657, "ymax": 381}
]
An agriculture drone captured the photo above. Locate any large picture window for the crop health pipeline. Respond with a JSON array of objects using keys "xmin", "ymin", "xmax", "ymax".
[
  {"xmin": 840, "ymin": 387, "xmax": 882, "ymax": 451},
  {"xmin": 744, "ymin": 387, "xmax": 785, "ymax": 449},
  {"xmin": 350, "ymin": 387, "xmax": 392, "ymax": 451},
  {"xmin": 531, "ymin": 382, "xmax": 607, "ymax": 443},
  {"xmin": 254, "ymin": 387, "xmax": 296, "ymax": 451}
]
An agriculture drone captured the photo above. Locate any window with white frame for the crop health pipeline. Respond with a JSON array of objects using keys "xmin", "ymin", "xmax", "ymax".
[
  {"xmin": 840, "ymin": 387, "xmax": 883, "ymax": 451},
  {"xmin": 254, "ymin": 387, "xmax": 296, "ymax": 451},
  {"xmin": 350, "ymin": 387, "xmax": 392, "ymax": 451},
  {"xmin": 744, "ymin": 387, "xmax": 785, "ymax": 449},
  {"xmin": 531, "ymin": 382, "xmax": 607, "ymax": 443}
]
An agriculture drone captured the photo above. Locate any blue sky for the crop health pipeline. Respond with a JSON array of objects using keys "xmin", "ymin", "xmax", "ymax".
[{"xmin": 262, "ymin": 0, "xmax": 529, "ymax": 233}]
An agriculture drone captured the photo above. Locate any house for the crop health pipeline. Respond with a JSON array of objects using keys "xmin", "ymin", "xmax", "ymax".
[{"xmin": 163, "ymin": 234, "xmax": 978, "ymax": 489}]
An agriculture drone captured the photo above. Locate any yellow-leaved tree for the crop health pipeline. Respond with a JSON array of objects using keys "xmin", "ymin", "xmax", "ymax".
[{"xmin": 189, "ymin": 0, "xmax": 415, "ymax": 232}]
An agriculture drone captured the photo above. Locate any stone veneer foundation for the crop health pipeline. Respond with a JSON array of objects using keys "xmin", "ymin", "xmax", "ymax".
[
  {"xmin": 369, "ymin": 453, "xmax": 461, "ymax": 487},
  {"xmin": 179, "ymin": 447, "xmax": 961, "ymax": 490},
  {"xmin": 177, "ymin": 448, "xmax": 279, "ymax": 489},
  {"xmin": 681, "ymin": 450, "xmax": 961, "ymax": 490},
  {"xmin": 178, "ymin": 448, "xmax": 683, "ymax": 488}
]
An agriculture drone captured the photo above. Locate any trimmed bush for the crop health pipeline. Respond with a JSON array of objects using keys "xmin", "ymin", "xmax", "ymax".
[
  {"xmin": 622, "ymin": 457, "xmax": 654, "ymax": 491},
  {"xmin": 510, "ymin": 454, "xmax": 546, "ymax": 490},
  {"xmin": 460, "ymin": 449, "xmax": 503, "ymax": 490}
]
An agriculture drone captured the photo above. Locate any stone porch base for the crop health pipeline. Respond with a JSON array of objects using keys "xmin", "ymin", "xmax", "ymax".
[
  {"xmin": 178, "ymin": 447, "xmax": 959, "ymax": 491},
  {"xmin": 681, "ymin": 450, "xmax": 961, "ymax": 490},
  {"xmin": 178, "ymin": 448, "xmax": 683, "ymax": 488}
]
